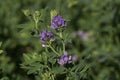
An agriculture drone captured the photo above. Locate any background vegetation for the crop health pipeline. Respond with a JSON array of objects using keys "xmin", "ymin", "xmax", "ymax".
[{"xmin": 0, "ymin": 0, "xmax": 120, "ymax": 80}]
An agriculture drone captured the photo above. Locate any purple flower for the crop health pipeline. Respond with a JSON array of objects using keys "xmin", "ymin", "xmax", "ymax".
[
  {"xmin": 57, "ymin": 51, "xmax": 77, "ymax": 65},
  {"xmin": 77, "ymin": 31, "xmax": 88, "ymax": 40},
  {"xmin": 71, "ymin": 55, "xmax": 77, "ymax": 61},
  {"xmin": 51, "ymin": 15, "xmax": 66, "ymax": 29},
  {"xmin": 39, "ymin": 30, "xmax": 54, "ymax": 47}
]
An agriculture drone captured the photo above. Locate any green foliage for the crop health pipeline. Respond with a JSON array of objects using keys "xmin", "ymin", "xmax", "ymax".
[
  {"xmin": 0, "ymin": 0, "xmax": 120, "ymax": 80},
  {"xmin": 0, "ymin": 42, "xmax": 3, "ymax": 54}
]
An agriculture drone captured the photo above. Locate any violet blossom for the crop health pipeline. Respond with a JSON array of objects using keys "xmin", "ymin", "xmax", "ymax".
[
  {"xmin": 39, "ymin": 30, "xmax": 54, "ymax": 47},
  {"xmin": 51, "ymin": 15, "xmax": 66, "ymax": 29},
  {"xmin": 77, "ymin": 30, "xmax": 88, "ymax": 40},
  {"xmin": 57, "ymin": 51, "xmax": 77, "ymax": 65}
]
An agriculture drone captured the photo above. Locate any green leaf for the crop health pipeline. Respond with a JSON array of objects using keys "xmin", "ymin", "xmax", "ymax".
[
  {"xmin": 0, "ymin": 42, "xmax": 2, "ymax": 47},
  {"xmin": 22, "ymin": 9, "xmax": 31, "ymax": 17},
  {"xmin": 0, "ymin": 50, "xmax": 3, "ymax": 54},
  {"xmin": 27, "ymin": 63, "xmax": 43, "ymax": 75},
  {"xmin": 52, "ymin": 66, "xmax": 65, "ymax": 74},
  {"xmin": 23, "ymin": 53, "xmax": 31, "ymax": 61}
]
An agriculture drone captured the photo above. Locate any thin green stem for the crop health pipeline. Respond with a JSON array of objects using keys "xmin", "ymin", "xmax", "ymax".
[
  {"xmin": 49, "ymin": 45, "xmax": 59, "ymax": 56},
  {"xmin": 62, "ymin": 40, "xmax": 65, "ymax": 51},
  {"xmin": 59, "ymin": 32, "xmax": 62, "ymax": 38},
  {"xmin": 33, "ymin": 14, "xmax": 39, "ymax": 33},
  {"xmin": 45, "ymin": 47, "xmax": 48, "ymax": 53},
  {"xmin": 59, "ymin": 32, "xmax": 65, "ymax": 52},
  {"xmin": 35, "ymin": 21, "xmax": 38, "ymax": 30}
]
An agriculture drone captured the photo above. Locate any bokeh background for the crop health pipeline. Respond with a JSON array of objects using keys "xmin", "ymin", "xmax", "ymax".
[{"xmin": 0, "ymin": 0, "xmax": 120, "ymax": 80}]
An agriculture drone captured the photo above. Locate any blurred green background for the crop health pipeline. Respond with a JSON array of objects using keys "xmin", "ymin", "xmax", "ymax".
[{"xmin": 0, "ymin": 0, "xmax": 120, "ymax": 80}]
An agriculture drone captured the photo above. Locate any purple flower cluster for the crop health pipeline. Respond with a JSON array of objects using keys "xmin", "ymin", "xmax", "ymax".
[
  {"xmin": 38, "ymin": 14, "xmax": 77, "ymax": 66},
  {"xmin": 39, "ymin": 30, "xmax": 54, "ymax": 47},
  {"xmin": 51, "ymin": 15, "xmax": 66, "ymax": 29},
  {"xmin": 57, "ymin": 51, "xmax": 77, "ymax": 65},
  {"xmin": 39, "ymin": 15, "xmax": 66, "ymax": 46}
]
